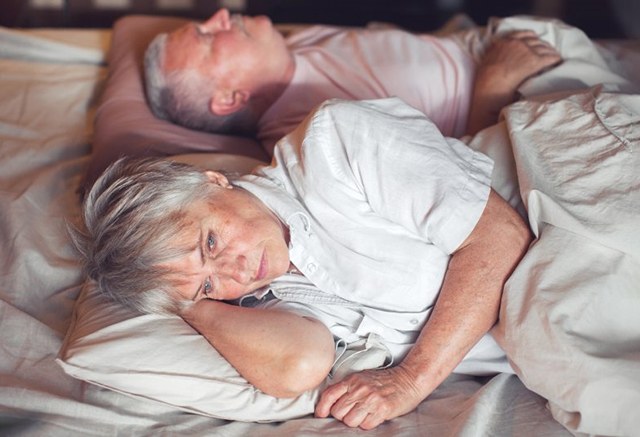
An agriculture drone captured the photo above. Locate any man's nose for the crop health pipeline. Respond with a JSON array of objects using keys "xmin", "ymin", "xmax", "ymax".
[
  {"xmin": 199, "ymin": 8, "xmax": 231, "ymax": 34},
  {"xmin": 216, "ymin": 255, "xmax": 251, "ymax": 284}
]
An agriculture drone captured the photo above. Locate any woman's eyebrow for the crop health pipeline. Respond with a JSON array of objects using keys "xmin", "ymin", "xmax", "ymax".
[
  {"xmin": 191, "ymin": 229, "xmax": 205, "ymax": 301},
  {"xmin": 198, "ymin": 228, "xmax": 206, "ymax": 268}
]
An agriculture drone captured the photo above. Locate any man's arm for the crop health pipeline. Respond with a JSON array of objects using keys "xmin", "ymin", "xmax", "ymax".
[
  {"xmin": 315, "ymin": 189, "xmax": 533, "ymax": 429},
  {"xmin": 180, "ymin": 300, "xmax": 335, "ymax": 398},
  {"xmin": 466, "ymin": 30, "xmax": 562, "ymax": 135}
]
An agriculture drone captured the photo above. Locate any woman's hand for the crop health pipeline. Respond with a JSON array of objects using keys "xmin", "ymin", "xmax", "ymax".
[
  {"xmin": 316, "ymin": 190, "xmax": 532, "ymax": 430},
  {"xmin": 315, "ymin": 364, "xmax": 425, "ymax": 430}
]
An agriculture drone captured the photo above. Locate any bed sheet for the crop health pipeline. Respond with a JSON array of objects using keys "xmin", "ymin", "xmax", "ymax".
[{"xmin": 1, "ymin": 24, "xmax": 635, "ymax": 436}]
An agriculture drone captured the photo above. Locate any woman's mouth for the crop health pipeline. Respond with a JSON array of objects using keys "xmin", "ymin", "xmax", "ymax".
[{"xmin": 255, "ymin": 250, "xmax": 267, "ymax": 281}]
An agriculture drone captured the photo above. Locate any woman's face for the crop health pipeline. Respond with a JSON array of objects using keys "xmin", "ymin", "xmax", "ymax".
[{"xmin": 165, "ymin": 173, "xmax": 290, "ymax": 302}]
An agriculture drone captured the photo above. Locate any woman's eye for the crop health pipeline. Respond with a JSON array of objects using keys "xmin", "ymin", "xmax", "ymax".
[
  {"xmin": 207, "ymin": 234, "xmax": 216, "ymax": 251},
  {"xmin": 203, "ymin": 278, "xmax": 212, "ymax": 297}
]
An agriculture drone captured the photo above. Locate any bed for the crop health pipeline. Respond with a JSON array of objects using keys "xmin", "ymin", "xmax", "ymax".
[{"xmin": 1, "ymin": 14, "xmax": 639, "ymax": 437}]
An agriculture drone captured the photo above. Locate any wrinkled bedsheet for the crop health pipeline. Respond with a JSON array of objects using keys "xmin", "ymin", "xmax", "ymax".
[{"xmin": 0, "ymin": 23, "xmax": 637, "ymax": 436}]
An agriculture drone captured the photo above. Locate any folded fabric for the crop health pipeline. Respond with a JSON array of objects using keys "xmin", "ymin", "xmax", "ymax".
[
  {"xmin": 453, "ymin": 15, "xmax": 640, "ymax": 96},
  {"xmin": 493, "ymin": 87, "xmax": 640, "ymax": 436}
]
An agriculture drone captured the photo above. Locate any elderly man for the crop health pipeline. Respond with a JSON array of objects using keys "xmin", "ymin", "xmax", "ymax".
[{"xmin": 144, "ymin": 8, "xmax": 561, "ymax": 152}]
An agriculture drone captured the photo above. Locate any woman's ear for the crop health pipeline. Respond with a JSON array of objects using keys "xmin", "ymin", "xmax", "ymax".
[
  {"xmin": 209, "ymin": 90, "xmax": 250, "ymax": 116},
  {"xmin": 204, "ymin": 170, "xmax": 232, "ymax": 189}
]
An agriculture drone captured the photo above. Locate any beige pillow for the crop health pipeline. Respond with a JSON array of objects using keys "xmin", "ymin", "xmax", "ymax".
[
  {"xmin": 85, "ymin": 15, "xmax": 269, "ymax": 190},
  {"xmin": 57, "ymin": 281, "xmax": 324, "ymax": 421}
]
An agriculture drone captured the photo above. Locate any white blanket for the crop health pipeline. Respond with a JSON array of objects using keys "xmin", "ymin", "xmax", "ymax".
[{"xmin": 494, "ymin": 88, "xmax": 640, "ymax": 437}]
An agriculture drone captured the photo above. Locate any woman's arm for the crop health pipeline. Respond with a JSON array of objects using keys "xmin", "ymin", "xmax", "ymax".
[
  {"xmin": 180, "ymin": 300, "xmax": 335, "ymax": 398},
  {"xmin": 315, "ymin": 189, "xmax": 533, "ymax": 429},
  {"xmin": 466, "ymin": 30, "xmax": 561, "ymax": 135}
]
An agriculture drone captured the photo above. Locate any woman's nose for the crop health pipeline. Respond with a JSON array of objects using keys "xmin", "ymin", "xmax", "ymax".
[{"xmin": 216, "ymin": 255, "xmax": 251, "ymax": 284}]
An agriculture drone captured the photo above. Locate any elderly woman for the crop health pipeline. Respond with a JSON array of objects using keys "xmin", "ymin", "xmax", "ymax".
[{"xmin": 75, "ymin": 97, "xmax": 531, "ymax": 430}]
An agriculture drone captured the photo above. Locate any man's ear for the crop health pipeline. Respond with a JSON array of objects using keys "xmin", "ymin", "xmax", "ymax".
[
  {"xmin": 209, "ymin": 90, "xmax": 250, "ymax": 116},
  {"xmin": 204, "ymin": 170, "xmax": 232, "ymax": 189}
]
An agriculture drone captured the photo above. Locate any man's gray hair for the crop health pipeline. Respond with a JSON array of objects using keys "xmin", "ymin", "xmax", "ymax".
[
  {"xmin": 71, "ymin": 157, "xmax": 217, "ymax": 315},
  {"xmin": 144, "ymin": 33, "xmax": 257, "ymax": 135}
]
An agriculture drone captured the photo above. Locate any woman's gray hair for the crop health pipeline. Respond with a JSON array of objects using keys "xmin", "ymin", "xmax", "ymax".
[
  {"xmin": 143, "ymin": 33, "xmax": 257, "ymax": 135},
  {"xmin": 70, "ymin": 157, "xmax": 218, "ymax": 315}
]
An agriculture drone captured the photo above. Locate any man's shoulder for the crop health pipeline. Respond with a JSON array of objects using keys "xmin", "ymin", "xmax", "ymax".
[
  {"xmin": 284, "ymin": 24, "xmax": 347, "ymax": 48},
  {"xmin": 284, "ymin": 24, "xmax": 417, "ymax": 49}
]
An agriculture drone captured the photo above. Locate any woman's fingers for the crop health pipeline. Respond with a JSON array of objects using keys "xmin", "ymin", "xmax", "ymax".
[{"xmin": 315, "ymin": 381, "xmax": 349, "ymax": 418}]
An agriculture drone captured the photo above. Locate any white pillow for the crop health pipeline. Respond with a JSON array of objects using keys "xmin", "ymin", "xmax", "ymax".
[
  {"xmin": 492, "ymin": 88, "xmax": 640, "ymax": 436},
  {"xmin": 463, "ymin": 122, "xmax": 525, "ymax": 217},
  {"xmin": 57, "ymin": 281, "xmax": 323, "ymax": 422},
  {"xmin": 57, "ymin": 153, "xmax": 391, "ymax": 422}
]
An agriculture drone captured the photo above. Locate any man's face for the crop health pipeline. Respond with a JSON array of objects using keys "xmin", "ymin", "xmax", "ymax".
[
  {"xmin": 164, "ymin": 8, "xmax": 288, "ymax": 92},
  {"xmin": 164, "ymin": 178, "xmax": 291, "ymax": 303}
]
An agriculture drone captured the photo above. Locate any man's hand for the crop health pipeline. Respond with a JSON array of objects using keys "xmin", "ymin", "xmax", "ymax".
[
  {"xmin": 315, "ymin": 364, "xmax": 424, "ymax": 430},
  {"xmin": 477, "ymin": 30, "xmax": 562, "ymax": 99},
  {"xmin": 467, "ymin": 30, "xmax": 562, "ymax": 135}
]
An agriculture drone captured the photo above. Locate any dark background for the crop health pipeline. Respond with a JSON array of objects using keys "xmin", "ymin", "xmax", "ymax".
[{"xmin": 1, "ymin": 0, "xmax": 637, "ymax": 39}]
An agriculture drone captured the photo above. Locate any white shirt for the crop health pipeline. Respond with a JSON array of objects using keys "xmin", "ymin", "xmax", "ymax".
[
  {"xmin": 239, "ymin": 98, "xmax": 512, "ymax": 375},
  {"xmin": 257, "ymin": 25, "xmax": 475, "ymax": 154}
]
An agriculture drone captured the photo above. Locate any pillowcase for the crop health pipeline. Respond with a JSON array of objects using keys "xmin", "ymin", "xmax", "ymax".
[
  {"xmin": 57, "ymin": 281, "xmax": 323, "ymax": 422},
  {"xmin": 85, "ymin": 15, "xmax": 269, "ymax": 190},
  {"xmin": 492, "ymin": 87, "xmax": 640, "ymax": 436},
  {"xmin": 462, "ymin": 123, "xmax": 525, "ymax": 217},
  {"xmin": 58, "ymin": 152, "xmax": 391, "ymax": 422}
]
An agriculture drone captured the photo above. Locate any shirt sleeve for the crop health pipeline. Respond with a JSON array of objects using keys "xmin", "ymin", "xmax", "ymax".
[{"xmin": 293, "ymin": 97, "xmax": 494, "ymax": 254}]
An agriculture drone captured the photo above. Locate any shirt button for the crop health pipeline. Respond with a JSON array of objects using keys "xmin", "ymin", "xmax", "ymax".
[
  {"xmin": 410, "ymin": 319, "xmax": 419, "ymax": 325},
  {"xmin": 307, "ymin": 263, "xmax": 317, "ymax": 273}
]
